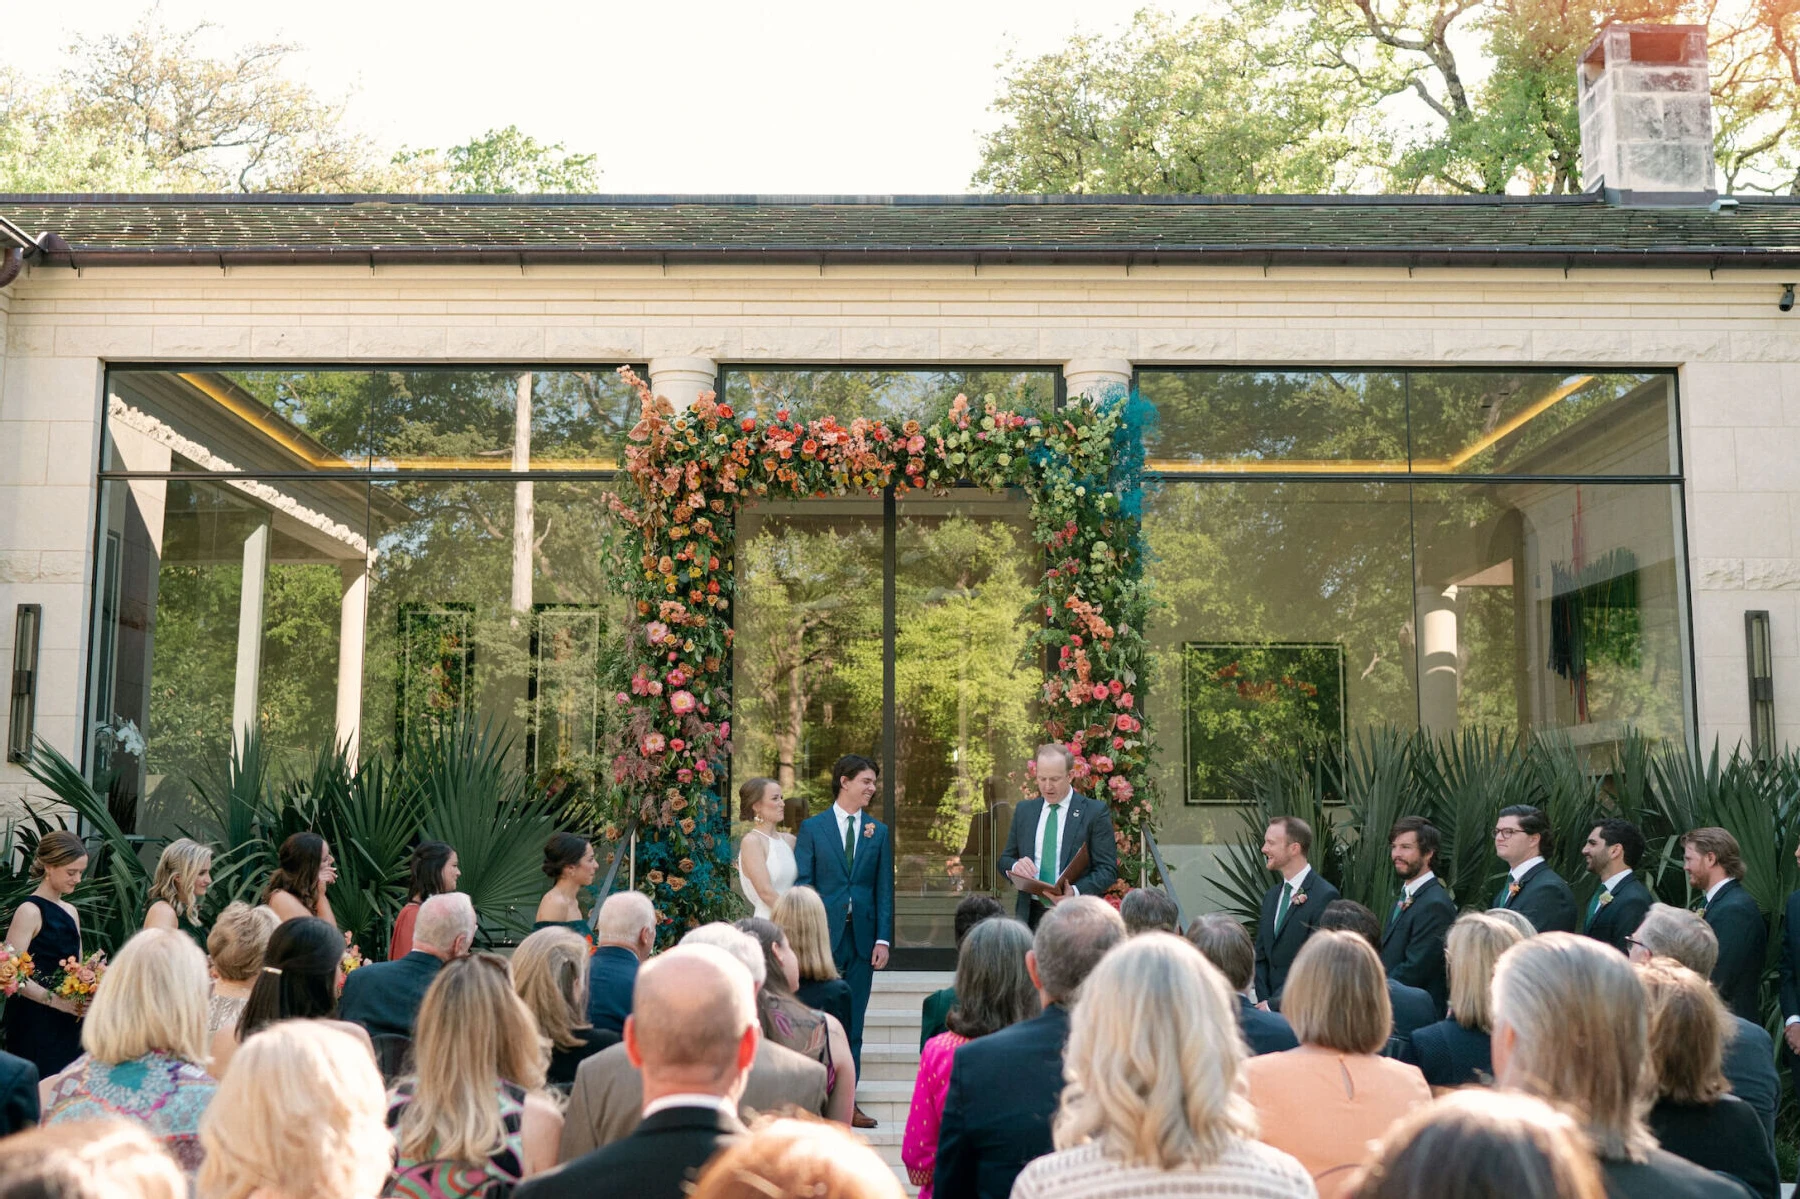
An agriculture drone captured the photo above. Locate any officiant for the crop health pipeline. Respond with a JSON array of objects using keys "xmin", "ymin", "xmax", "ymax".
[{"xmin": 999, "ymin": 744, "xmax": 1119, "ymax": 928}]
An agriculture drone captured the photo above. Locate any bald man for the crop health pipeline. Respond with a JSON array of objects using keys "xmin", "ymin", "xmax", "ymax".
[{"xmin": 520, "ymin": 945, "xmax": 757, "ymax": 1199}]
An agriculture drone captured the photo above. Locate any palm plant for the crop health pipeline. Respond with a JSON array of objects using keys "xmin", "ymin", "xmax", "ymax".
[
  {"xmin": 1216, "ymin": 741, "xmax": 1338, "ymax": 925},
  {"xmin": 1336, "ymin": 727, "xmax": 1428, "ymax": 919}
]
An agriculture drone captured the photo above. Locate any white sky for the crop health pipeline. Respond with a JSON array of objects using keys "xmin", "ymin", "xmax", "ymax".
[{"xmin": 13, "ymin": 0, "xmax": 1215, "ymax": 193}]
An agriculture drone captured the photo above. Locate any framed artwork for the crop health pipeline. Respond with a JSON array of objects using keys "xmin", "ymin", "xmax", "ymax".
[
  {"xmin": 1181, "ymin": 641, "xmax": 1347, "ymax": 805},
  {"xmin": 529, "ymin": 604, "xmax": 605, "ymax": 774},
  {"xmin": 396, "ymin": 603, "xmax": 475, "ymax": 745}
]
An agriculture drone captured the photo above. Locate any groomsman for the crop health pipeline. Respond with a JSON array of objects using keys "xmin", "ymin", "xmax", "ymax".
[
  {"xmin": 1380, "ymin": 816, "xmax": 1456, "ymax": 1014},
  {"xmin": 794, "ymin": 753, "xmax": 893, "ymax": 1127},
  {"xmin": 1492, "ymin": 804, "xmax": 1577, "ymax": 933},
  {"xmin": 999, "ymin": 744, "xmax": 1119, "ymax": 929},
  {"xmin": 1252, "ymin": 816, "xmax": 1339, "ymax": 1009},
  {"xmin": 1684, "ymin": 826, "xmax": 1767, "ymax": 1022},
  {"xmin": 1579, "ymin": 818, "xmax": 1654, "ymax": 954}
]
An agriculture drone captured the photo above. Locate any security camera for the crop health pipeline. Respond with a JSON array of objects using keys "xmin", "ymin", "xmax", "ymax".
[{"xmin": 1782, "ymin": 284, "xmax": 1796, "ymax": 313}]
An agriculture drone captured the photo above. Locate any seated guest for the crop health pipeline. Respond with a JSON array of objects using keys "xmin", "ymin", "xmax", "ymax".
[
  {"xmin": 391, "ymin": 840, "xmax": 459, "ymax": 959},
  {"xmin": 1491, "ymin": 932, "xmax": 1745, "ymax": 1198},
  {"xmin": 904, "ymin": 917, "xmax": 1038, "ymax": 1199},
  {"xmin": 934, "ymin": 895, "xmax": 1127, "ymax": 1199},
  {"xmin": 586, "ymin": 891, "xmax": 656, "ymax": 1035},
  {"xmin": 1186, "ymin": 913, "xmax": 1298, "ymax": 1055},
  {"xmin": 535, "ymin": 833, "xmax": 597, "ymax": 933},
  {"xmin": 196, "ymin": 1022, "xmax": 391, "ymax": 1199},
  {"xmin": 1404, "ymin": 912, "xmax": 1523, "ymax": 1088},
  {"xmin": 1244, "ymin": 930, "xmax": 1431, "ymax": 1199},
  {"xmin": 203, "ymin": 901, "xmax": 277, "ymax": 1036},
  {"xmin": 43, "ymin": 929, "xmax": 218, "ymax": 1175},
  {"xmin": 736, "ymin": 916, "xmax": 855, "ymax": 1124},
  {"xmin": 339, "ymin": 891, "xmax": 475, "ymax": 1040},
  {"xmin": 559, "ymin": 923, "xmax": 829, "ymax": 1159},
  {"xmin": 389, "ymin": 954, "xmax": 563, "ymax": 1194},
  {"xmin": 1638, "ymin": 956, "xmax": 1778, "ymax": 1199},
  {"xmin": 1484, "ymin": 908, "xmax": 1540, "ymax": 939},
  {"xmin": 0, "ymin": 1049, "xmax": 35, "ymax": 1135},
  {"xmin": 1629, "ymin": 902, "xmax": 1780, "ymax": 1144},
  {"xmin": 1012, "ymin": 934, "xmax": 1315, "ymax": 1199},
  {"xmin": 1317, "ymin": 899, "xmax": 1436, "ymax": 1059},
  {"xmin": 920, "ymin": 895, "xmax": 1003, "ymax": 1048},
  {"xmin": 690, "ymin": 1117, "xmax": 903, "ymax": 1199},
  {"xmin": 0, "ymin": 1120, "xmax": 186, "ymax": 1199},
  {"xmin": 1120, "ymin": 887, "xmax": 1179, "ymax": 936},
  {"xmin": 517, "ymin": 945, "xmax": 758, "ymax": 1199},
  {"xmin": 1345, "ymin": 1090, "xmax": 1606, "ymax": 1199},
  {"xmin": 211, "ymin": 916, "xmax": 372, "ymax": 1079},
  {"xmin": 141, "ymin": 838, "xmax": 213, "ymax": 946},
  {"xmin": 514, "ymin": 926, "xmax": 620, "ymax": 1092},
  {"xmin": 773, "ymin": 885, "xmax": 853, "ymax": 1037}
]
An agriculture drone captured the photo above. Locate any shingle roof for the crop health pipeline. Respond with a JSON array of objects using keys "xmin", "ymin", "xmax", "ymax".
[{"xmin": 4, "ymin": 193, "xmax": 1800, "ymax": 268}]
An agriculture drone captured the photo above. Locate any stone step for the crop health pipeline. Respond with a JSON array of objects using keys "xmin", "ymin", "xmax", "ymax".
[
  {"xmin": 853, "ymin": 1078, "xmax": 918, "ymax": 1127},
  {"xmin": 862, "ymin": 1008, "xmax": 927, "ymax": 1044},
  {"xmin": 859, "ymin": 1041, "xmax": 922, "ymax": 1082},
  {"xmin": 873, "ymin": 970, "xmax": 955, "ymax": 990}
]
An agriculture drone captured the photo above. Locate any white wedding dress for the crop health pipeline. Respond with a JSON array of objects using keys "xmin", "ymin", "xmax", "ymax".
[{"xmin": 738, "ymin": 829, "xmax": 798, "ymax": 919}]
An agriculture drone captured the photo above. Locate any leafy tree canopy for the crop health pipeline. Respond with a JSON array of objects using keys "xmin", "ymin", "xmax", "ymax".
[
  {"xmin": 0, "ymin": 16, "xmax": 601, "ymax": 193},
  {"xmin": 976, "ymin": 1, "xmax": 1800, "ymax": 195}
]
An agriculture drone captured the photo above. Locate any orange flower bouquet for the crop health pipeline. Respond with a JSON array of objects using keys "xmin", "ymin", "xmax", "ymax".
[
  {"xmin": 49, "ymin": 950, "xmax": 107, "ymax": 1014},
  {"xmin": 0, "ymin": 944, "xmax": 33, "ymax": 997}
]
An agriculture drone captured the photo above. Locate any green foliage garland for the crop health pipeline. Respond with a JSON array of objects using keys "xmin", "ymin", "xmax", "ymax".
[{"xmin": 606, "ymin": 371, "xmax": 1157, "ymax": 939}]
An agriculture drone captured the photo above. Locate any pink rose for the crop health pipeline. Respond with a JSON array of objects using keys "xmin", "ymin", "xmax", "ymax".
[
  {"xmin": 670, "ymin": 690, "xmax": 698, "ymax": 715},
  {"xmin": 677, "ymin": 768, "xmax": 694, "ymax": 783},
  {"xmin": 642, "ymin": 732, "xmax": 667, "ymax": 755},
  {"xmin": 670, "ymin": 737, "xmax": 687, "ymax": 752},
  {"xmin": 1117, "ymin": 692, "xmax": 1134, "ymax": 709},
  {"xmin": 1108, "ymin": 776, "xmax": 1134, "ymax": 801},
  {"xmin": 1090, "ymin": 755, "xmax": 1114, "ymax": 774},
  {"xmin": 667, "ymin": 667, "xmax": 690, "ymax": 688},
  {"xmin": 646, "ymin": 621, "xmax": 670, "ymax": 644},
  {"xmin": 615, "ymin": 692, "xmax": 631, "ymax": 705},
  {"xmin": 1109, "ymin": 680, "xmax": 1124, "ymax": 697}
]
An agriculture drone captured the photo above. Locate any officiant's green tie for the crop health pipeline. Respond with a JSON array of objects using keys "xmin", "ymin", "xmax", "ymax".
[
  {"xmin": 843, "ymin": 815, "xmax": 856, "ymax": 870},
  {"xmin": 1275, "ymin": 881, "xmax": 1293, "ymax": 934},
  {"xmin": 1039, "ymin": 806, "xmax": 1060, "ymax": 886}
]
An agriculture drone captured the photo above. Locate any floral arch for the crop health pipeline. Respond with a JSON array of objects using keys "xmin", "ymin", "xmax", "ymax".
[{"xmin": 605, "ymin": 368, "xmax": 1157, "ymax": 936}]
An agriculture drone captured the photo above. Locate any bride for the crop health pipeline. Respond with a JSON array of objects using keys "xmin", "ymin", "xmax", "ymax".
[{"xmin": 737, "ymin": 776, "xmax": 797, "ymax": 919}]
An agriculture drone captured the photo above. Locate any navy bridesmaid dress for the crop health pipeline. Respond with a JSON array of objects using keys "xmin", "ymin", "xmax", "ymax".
[{"xmin": 2, "ymin": 896, "xmax": 84, "ymax": 1077}]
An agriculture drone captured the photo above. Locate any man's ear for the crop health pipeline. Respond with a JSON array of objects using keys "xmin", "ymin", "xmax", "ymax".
[
  {"xmin": 736, "ymin": 1022, "xmax": 760, "ymax": 1074},
  {"xmin": 624, "ymin": 1015, "xmax": 644, "ymax": 1070},
  {"xmin": 1025, "ymin": 949, "xmax": 1042, "ymax": 993}
]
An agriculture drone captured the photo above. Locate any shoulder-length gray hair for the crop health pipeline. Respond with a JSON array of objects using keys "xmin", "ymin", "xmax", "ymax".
[
  {"xmin": 945, "ymin": 916, "xmax": 1037, "ymax": 1039},
  {"xmin": 1053, "ymin": 933, "xmax": 1256, "ymax": 1170}
]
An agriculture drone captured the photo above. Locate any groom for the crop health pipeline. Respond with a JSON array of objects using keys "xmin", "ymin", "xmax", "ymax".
[
  {"xmin": 1000, "ymin": 744, "xmax": 1119, "ymax": 928},
  {"xmin": 795, "ymin": 752, "xmax": 892, "ymax": 1128}
]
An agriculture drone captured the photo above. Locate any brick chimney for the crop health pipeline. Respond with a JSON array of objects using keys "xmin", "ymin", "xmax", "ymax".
[{"xmin": 1578, "ymin": 24, "xmax": 1716, "ymax": 206}]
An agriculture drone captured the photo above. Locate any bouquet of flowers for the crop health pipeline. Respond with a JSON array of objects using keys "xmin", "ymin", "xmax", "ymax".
[
  {"xmin": 49, "ymin": 950, "xmax": 107, "ymax": 1014},
  {"xmin": 0, "ymin": 944, "xmax": 33, "ymax": 997},
  {"xmin": 341, "ymin": 944, "xmax": 366, "ymax": 975}
]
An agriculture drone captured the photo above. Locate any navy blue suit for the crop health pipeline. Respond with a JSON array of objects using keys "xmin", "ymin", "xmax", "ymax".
[
  {"xmin": 1381, "ymin": 876, "xmax": 1456, "ymax": 1014},
  {"xmin": 794, "ymin": 803, "xmax": 893, "ymax": 1075},
  {"xmin": 0, "ymin": 1049, "xmax": 38, "ymax": 1135},
  {"xmin": 1384, "ymin": 977, "xmax": 1438, "ymax": 1060},
  {"xmin": 1705, "ymin": 878, "xmax": 1768, "ymax": 1023},
  {"xmin": 935, "ymin": 1003, "xmax": 1070, "ymax": 1199},
  {"xmin": 337, "ymin": 950, "xmax": 443, "ymax": 1040},
  {"xmin": 585, "ymin": 945, "xmax": 641, "ymax": 1037},
  {"xmin": 1583, "ymin": 871, "xmax": 1655, "ymax": 954},
  {"xmin": 997, "ymin": 794, "xmax": 1118, "ymax": 927},
  {"xmin": 1254, "ymin": 869, "xmax": 1340, "ymax": 1007},
  {"xmin": 1497, "ymin": 860, "xmax": 1578, "ymax": 934},
  {"xmin": 1236, "ymin": 995, "xmax": 1298, "ymax": 1055}
]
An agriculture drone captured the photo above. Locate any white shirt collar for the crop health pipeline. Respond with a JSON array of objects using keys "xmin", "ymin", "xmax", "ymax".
[
  {"xmin": 1510, "ymin": 856, "xmax": 1545, "ymax": 882},
  {"xmin": 642, "ymin": 1093, "xmax": 737, "ymax": 1120},
  {"xmin": 1706, "ymin": 877, "xmax": 1732, "ymax": 903},
  {"xmin": 1403, "ymin": 870, "xmax": 1436, "ymax": 899},
  {"xmin": 834, "ymin": 803, "xmax": 860, "ymax": 827},
  {"xmin": 1601, "ymin": 868, "xmax": 1632, "ymax": 893},
  {"xmin": 1283, "ymin": 863, "xmax": 1311, "ymax": 889}
]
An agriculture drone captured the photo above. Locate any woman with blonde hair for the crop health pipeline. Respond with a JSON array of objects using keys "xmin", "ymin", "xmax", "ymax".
[
  {"xmin": 690, "ymin": 1117, "xmax": 903, "ymax": 1199},
  {"xmin": 1637, "ymin": 956, "xmax": 1778, "ymax": 1199},
  {"xmin": 1345, "ymin": 1090, "xmax": 1605, "ymax": 1199},
  {"xmin": 388, "ymin": 953, "xmax": 562, "ymax": 1196},
  {"xmin": 1244, "ymin": 930, "xmax": 1430, "ymax": 1199},
  {"xmin": 1404, "ymin": 912, "xmax": 1524, "ymax": 1088},
  {"xmin": 773, "ymin": 885, "xmax": 852, "ymax": 1035},
  {"xmin": 143, "ymin": 838, "xmax": 214, "ymax": 946},
  {"xmin": 1013, "ymin": 933, "xmax": 1309, "ymax": 1199},
  {"xmin": 204, "ymin": 901, "xmax": 278, "ymax": 1036},
  {"xmin": 2, "ymin": 829, "xmax": 89, "ymax": 1076},
  {"xmin": 43, "ymin": 929, "xmax": 218, "ymax": 1175},
  {"xmin": 511, "ymin": 926, "xmax": 618, "ymax": 1092},
  {"xmin": 211, "ymin": 917, "xmax": 370, "ymax": 1081},
  {"xmin": 1491, "ymin": 932, "xmax": 1742, "ymax": 1198},
  {"xmin": 196, "ymin": 1022, "xmax": 391, "ymax": 1199}
]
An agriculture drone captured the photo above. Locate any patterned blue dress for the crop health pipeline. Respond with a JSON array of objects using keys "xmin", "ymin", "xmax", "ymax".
[{"xmin": 44, "ymin": 1050, "xmax": 218, "ymax": 1173}]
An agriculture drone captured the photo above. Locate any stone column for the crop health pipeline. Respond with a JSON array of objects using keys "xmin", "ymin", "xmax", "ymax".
[
  {"xmin": 648, "ymin": 357, "xmax": 720, "ymax": 412},
  {"xmin": 511, "ymin": 371, "xmax": 534, "ymax": 616},
  {"xmin": 1063, "ymin": 358, "xmax": 1133, "ymax": 402},
  {"xmin": 334, "ymin": 560, "xmax": 368, "ymax": 765},
  {"xmin": 232, "ymin": 519, "xmax": 271, "ymax": 759},
  {"xmin": 1417, "ymin": 584, "xmax": 1460, "ymax": 737}
]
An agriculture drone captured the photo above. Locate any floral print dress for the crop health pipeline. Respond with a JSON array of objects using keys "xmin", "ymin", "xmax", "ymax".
[
  {"xmin": 386, "ymin": 1079, "xmax": 528, "ymax": 1199},
  {"xmin": 44, "ymin": 1050, "xmax": 218, "ymax": 1173}
]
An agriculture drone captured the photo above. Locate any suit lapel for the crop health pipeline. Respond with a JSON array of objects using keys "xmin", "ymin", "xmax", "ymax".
[{"xmin": 1059, "ymin": 798, "xmax": 1082, "ymax": 872}]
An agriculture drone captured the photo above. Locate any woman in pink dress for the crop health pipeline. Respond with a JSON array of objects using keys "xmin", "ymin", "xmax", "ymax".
[{"xmin": 903, "ymin": 916, "xmax": 1039, "ymax": 1198}]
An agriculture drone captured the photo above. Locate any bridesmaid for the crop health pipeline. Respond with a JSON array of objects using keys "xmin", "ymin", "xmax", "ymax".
[
  {"xmin": 1, "ymin": 831, "xmax": 90, "ymax": 1077},
  {"xmin": 737, "ymin": 777, "xmax": 797, "ymax": 919},
  {"xmin": 264, "ymin": 833, "xmax": 337, "ymax": 927},
  {"xmin": 143, "ymin": 838, "xmax": 214, "ymax": 948},
  {"xmin": 534, "ymin": 834, "xmax": 596, "ymax": 933},
  {"xmin": 390, "ymin": 841, "xmax": 459, "ymax": 960}
]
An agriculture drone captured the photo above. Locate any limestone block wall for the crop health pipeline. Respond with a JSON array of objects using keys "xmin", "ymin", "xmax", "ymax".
[{"xmin": 1, "ymin": 259, "xmax": 1796, "ymax": 822}]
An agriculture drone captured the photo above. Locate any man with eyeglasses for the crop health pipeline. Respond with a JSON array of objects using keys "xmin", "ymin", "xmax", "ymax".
[{"xmin": 1492, "ymin": 805, "xmax": 1577, "ymax": 934}]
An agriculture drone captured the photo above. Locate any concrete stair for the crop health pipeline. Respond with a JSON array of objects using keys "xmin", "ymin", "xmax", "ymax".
[{"xmin": 854, "ymin": 970, "xmax": 953, "ymax": 1193}]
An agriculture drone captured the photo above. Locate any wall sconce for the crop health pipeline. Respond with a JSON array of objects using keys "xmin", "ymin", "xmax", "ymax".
[
  {"xmin": 7, "ymin": 604, "xmax": 40, "ymax": 765},
  {"xmin": 1746, "ymin": 610, "xmax": 1775, "ymax": 761}
]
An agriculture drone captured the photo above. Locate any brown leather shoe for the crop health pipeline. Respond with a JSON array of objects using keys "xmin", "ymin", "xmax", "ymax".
[{"xmin": 852, "ymin": 1104, "xmax": 878, "ymax": 1129}]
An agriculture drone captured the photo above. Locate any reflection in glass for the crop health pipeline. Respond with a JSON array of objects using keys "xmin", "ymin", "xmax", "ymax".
[
  {"xmin": 1139, "ymin": 370, "xmax": 1408, "ymax": 471},
  {"xmin": 1407, "ymin": 372, "xmax": 1676, "ymax": 476},
  {"xmin": 722, "ymin": 369, "xmax": 1056, "ymax": 426}
]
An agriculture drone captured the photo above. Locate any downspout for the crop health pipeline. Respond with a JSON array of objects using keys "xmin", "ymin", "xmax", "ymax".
[
  {"xmin": 0, "ymin": 246, "xmax": 22, "ymax": 288},
  {"xmin": 0, "ymin": 216, "xmax": 52, "ymax": 288}
]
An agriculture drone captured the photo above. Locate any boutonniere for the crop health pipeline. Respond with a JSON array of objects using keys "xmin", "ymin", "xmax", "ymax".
[
  {"xmin": 862, "ymin": 821, "xmax": 875, "ymax": 839},
  {"xmin": 1290, "ymin": 892, "xmax": 1309, "ymax": 908},
  {"xmin": 1508, "ymin": 881, "xmax": 1522, "ymax": 899},
  {"xmin": 1598, "ymin": 892, "xmax": 1614, "ymax": 908},
  {"xmin": 1399, "ymin": 895, "xmax": 1414, "ymax": 911}
]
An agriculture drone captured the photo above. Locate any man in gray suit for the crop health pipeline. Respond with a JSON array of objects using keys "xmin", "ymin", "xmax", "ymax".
[
  {"xmin": 998, "ymin": 744, "xmax": 1119, "ymax": 928},
  {"xmin": 559, "ymin": 923, "xmax": 828, "ymax": 1162}
]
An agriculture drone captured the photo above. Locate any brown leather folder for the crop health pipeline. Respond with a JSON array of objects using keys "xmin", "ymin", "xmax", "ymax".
[{"xmin": 1010, "ymin": 844, "xmax": 1092, "ymax": 900}]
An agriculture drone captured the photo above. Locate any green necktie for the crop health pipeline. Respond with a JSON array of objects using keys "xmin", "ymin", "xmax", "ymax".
[
  {"xmin": 1584, "ymin": 887, "xmax": 1605, "ymax": 930},
  {"xmin": 1039, "ymin": 804, "xmax": 1060, "ymax": 886},
  {"xmin": 843, "ymin": 814, "xmax": 856, "ymax": 871},
  {"xmin": 1275, "ymin": 881, "xmax": 1294, "ymax": 934}
]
